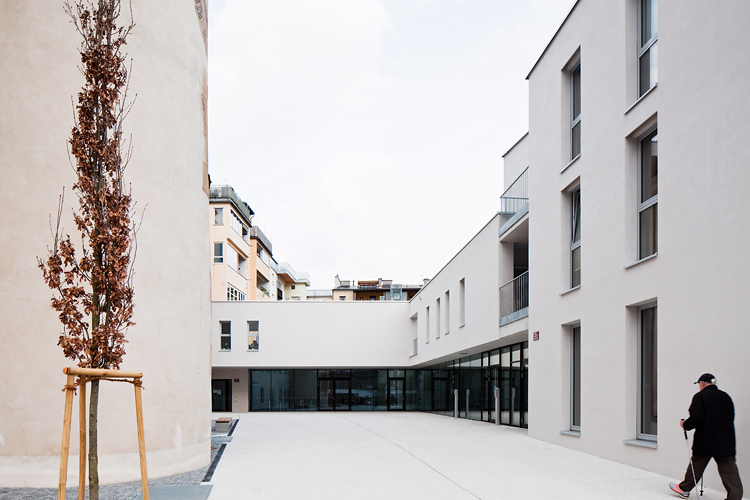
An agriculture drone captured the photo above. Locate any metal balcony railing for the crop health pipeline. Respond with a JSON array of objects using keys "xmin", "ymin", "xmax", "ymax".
[
  {"xmin": 500, "ymin": 167, "xmax": 529, "ymax": 217},
  {"xmin": 250, "ymin": 226, "xmax": 273, "ymax": 255},
  {"xmin": 209, "ymin": 185, "xmax": 254, "ymax": 224},
  {"xmin": 499, "ymin": 271, "xmax": 529, "ymax": 318}
]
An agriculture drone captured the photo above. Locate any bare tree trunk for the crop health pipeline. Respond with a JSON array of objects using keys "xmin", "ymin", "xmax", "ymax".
[{"xmin": 88, "ymin": 379, "xmax": 100, "ymax": 500}]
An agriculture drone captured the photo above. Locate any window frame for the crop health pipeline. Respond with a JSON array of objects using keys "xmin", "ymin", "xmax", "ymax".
[
  {"xmin": 247, "ymin": 320, "xmax": 259, "ymax": 351},
  {"xmin": 637, "ymin": 303, "xmax": 658, "ymax": 441},
  {"xmin": 227, "ymin": 283, "xmax": 245, "ymax": 301},
  {"xmin": 570, "ymin": 324, "xmax": 581, "ymax": 432},
  {"xmin": 214, "ymin": 207, "xmax": 224, "ymax": 225},
  {"xmin": 637, "ymin": 126, "xmax": 658, "ymax": 260},
  {"xmin": 219, "ymin": 321, "xmax": 231, "ymax": 351},
  {"xmin": 571, "ymin": 186, "xmax": 581, "ymax": 288},
  {"xmin": 570, "ymin": 62, "xmax": 582, "ymax": 160},
  {"xmin": 637, "ymin": 0, "xmax": 658, "ymax": 97},
  {"xmin": 213, "ymin": 242, "xmax": 223, "ymax": 264}
]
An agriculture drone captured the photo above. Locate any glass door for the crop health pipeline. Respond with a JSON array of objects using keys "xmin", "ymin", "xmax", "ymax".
[
  {"xmin": 387, "ymin": 378, "xmax": 405, "ymax": 410},
  {"xmin": 432, "ymin": 378, "xmax": 448, "ymax": 411},
  {"xmin": 319, "ymin": 378, "xmax": 351, "ymax": 410}
]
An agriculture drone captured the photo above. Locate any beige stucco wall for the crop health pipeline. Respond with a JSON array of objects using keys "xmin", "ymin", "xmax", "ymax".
[
  {"xmin": 0, "ymin": 1, "xmax": 211, "ymax": 487},
  {"xmin": 527, "ymin": 0, "xmax": 750, "ymax": 489}
]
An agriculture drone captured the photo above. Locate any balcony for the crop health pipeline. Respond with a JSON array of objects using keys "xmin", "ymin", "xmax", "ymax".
[
  {"xmin": 273, "ymin": 261, "xmax": 311, "ymax": 286},
  {"xmin": 250, "ymin": 226, "xmax": 273, "ymax": 255},
  {"xmin": 499, "ymin": 271, "xmax": 528, "ymax": 326},
  {"xmin": 499, "ymin": 167, "xmax": 528, "ymax": 218}
]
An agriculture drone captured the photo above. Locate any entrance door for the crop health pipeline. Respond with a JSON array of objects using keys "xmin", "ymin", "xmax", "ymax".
[
  {"xmin": 432, "ymin": 378, "xmax": 448, "ymax": 411},
  {"xmin": 318, "ymin": 378, "xmax": 351, "ymax": 410},
  {"xmin": 387, "ymin": 378, "xmax": 405, "ymax": 410},
  {"xmin": 212, "ymin": 379, "xmax": 232, "ymax": 412}
]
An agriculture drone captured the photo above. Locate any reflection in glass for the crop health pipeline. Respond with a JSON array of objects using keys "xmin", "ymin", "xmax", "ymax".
[
  {"xmin": 639, "ymin": 204, "xmax": 658, "ymax": 258},
  {"xmin": 572, "ymin": 122, "xmax": 581, "ymax": 159},
  {"xmin": 640, "ymin": 306, "xmax": 658, "ymax": 437},
  {"xmin": 571, "ymin": 326, "xmax": 581, "ymax": 429},
  {"xmin": 640, "ymin": 131, "xmax": 658, "ymax": 201},
  {"xmin": 572, "ymin": 246, "xmax": 581, "ymax": 288}
]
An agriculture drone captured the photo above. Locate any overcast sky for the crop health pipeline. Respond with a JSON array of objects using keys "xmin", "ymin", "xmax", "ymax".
[{"xmin": 207, "ymin": 0, "xmax": 576, "ymax": 290}]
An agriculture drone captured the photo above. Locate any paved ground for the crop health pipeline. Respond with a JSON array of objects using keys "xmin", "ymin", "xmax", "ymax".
[
  {"xmin": 0, "ymin": 413, "xmax": 732, "ymax": 499},
  {"xmin": 207, "ymin": 412, "xmax": 728, "ymax": 500}
]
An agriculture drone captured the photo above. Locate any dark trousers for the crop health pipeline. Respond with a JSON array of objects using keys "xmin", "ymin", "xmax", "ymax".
[{"xmin": 679, "ymin": 455, "xmax": 743, "ymax": 500}]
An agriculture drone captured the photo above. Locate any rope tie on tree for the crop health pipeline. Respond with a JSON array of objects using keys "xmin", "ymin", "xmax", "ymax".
[{"xmin": 61, "ymin": 376, "xmax": 144, "ymax": 393}]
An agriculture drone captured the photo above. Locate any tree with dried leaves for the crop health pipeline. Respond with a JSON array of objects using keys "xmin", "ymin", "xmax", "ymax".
[{"xmin": 38, "ymin": 1, "xmax": 137, "ymax": 498}]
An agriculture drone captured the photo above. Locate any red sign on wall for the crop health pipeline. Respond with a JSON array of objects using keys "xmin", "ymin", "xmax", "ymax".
[{"xmin": 533, "ymin": 331, "xmax": 539, "ymax": 341}]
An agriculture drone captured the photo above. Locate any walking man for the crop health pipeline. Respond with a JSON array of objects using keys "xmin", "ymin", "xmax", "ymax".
[{"xmin": 670, "ymin": 373, "xmax": 743, "ymax": 499}]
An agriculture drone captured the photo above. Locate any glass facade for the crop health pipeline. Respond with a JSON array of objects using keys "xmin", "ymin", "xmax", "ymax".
[{"xmin": 247, "ymin": 340, "xmax": 529, "ymax": 428}]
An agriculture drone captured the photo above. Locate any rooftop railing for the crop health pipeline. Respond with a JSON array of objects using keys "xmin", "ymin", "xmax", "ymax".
[
  {"xmin": 499, "ymin": 271, "xmax": 529, "ymax": 319},
  {"xmin": 209, "ymin": 185, "xmax": 254, "ymax": 224},
  {"xmin": 500, "ymin": 167, "xmax": 529, "ymax": 218},
  {"xmin": 250, "ymin": 226, "xmax": 273, "ymax": 255}
]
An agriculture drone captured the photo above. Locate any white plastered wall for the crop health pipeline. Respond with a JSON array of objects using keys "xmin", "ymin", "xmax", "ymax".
[
  {"xmin": 0, "ymin": 1, "xmax": 211, "ymax": 487},
  {"xmin": 527, "ymin": 0, "xmax": 750, "ymax": 488}
]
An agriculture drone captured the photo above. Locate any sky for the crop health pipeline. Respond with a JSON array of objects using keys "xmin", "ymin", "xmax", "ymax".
[{"xmin": 207, "ymin": 0, "xmax": 577, "ymax": 290}]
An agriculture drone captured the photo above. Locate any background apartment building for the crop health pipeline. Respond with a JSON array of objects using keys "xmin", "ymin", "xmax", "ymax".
[{"xmin": 210, "ymin": 185, "xmax": 310, "ymax": 302}]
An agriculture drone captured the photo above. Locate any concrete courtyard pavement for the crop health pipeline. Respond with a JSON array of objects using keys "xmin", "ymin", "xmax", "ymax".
[{"xmin": 206, "ymin": 412, "xmax": 723, "ymax": 500}]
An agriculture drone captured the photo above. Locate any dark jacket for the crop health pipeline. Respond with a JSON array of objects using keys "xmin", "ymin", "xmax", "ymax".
[{"xmin": 683, "ymin": 384, "xmax": 736, "ymax": 456}]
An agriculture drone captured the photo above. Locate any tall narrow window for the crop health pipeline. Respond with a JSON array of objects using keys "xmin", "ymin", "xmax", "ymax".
[
  {"xmin": 638, "ymin": 128, "xmax": 658, "ymax": 259},
  {"xmin": 248, "ymin": 321, "xmax": 259, "ymax": 351},
  {"xmin": 213, "ymin": 242, "xmax": 223, "ymax": 263},
  {"xmin": 435, "ymin": 298, "xmax": 441, "ymax": 339},
  {"xmin": 638, "ymin": 0, "xmax": 658, "ymax": 96},
  {"xmin": 425, "ymin": 306, "xmax": 430, "ymax": 344},
  {"xmin": 638, "ymin": 304, "xmax": 657, "ymax": 440},
  {"xmin": 214, "ymin": 207, "xmax": 224, "ymax": 225},
  {"xmin": 571, "ymin": 325, "xmax": 581, "ymax": 431},
  {"xmin": 444, "ymin": 290, "xmax": 451, "ymax": 334},
  {"xmin": 571, "ymin": 187, "xmax": 581, "ymax": 287},
  {"xmin": 459, "ymin": 278, "xmax": 466, "ymax": 326},
  {"xmin": 571, "ymin": 63, "xmax": 581, "ymax": 159},
  {"xmin": 220, "ymin": 321, "xmax": 231, "ymax": 351}
]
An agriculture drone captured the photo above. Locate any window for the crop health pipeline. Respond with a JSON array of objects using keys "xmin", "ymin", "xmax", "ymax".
[
  {"xmin": 213, "ymin": 242, "xmax": 223, "ymax": 263},
  {"xmin": 459, "ymin": 278, "xmax": 465, "ymax": 326},
  {"xmin": 435, "ymin": 298, "xmax": 441, "ymax": 339},
  {"xmin": 638, "ymin": 128, "xmax": 658, "ymax": 259},
  {"xmin": 571, "ymin": 63, "xmax": 581, "ymax": 159},
  {"xmin": 638, "ymin": 304, "xmax": 657, "ymax": 440},
  {"xmin": 226, "ymin": 244, "xmax": 239, "ymax": 272},
  {"xmin": 339, "ymin": 296, "xmax": 346, "ymax": 301},
  {"xmin": 571, "ymin": 187, "xmax": 581, "ymax": 287},
  {"xmin": 291, "ymin": 285, "xmax": 296, "ymax": 290},
  {"xmin": 230, "ymin": 210, "xmax": 248, "ymax": 239},
  {"xmin": 248, "ymin": 321, "xmax": 259, "ymax": 351},
  {"xmin": 570, "ymin": 325, "xmax": 581, "ymax": 431},
  {"xmin": 425, "ymin": 306, "xmax": 430, "ymax": 344},
  {"xmin": 638, "ymin": 0, "xmax": 657, "ymax": 96},
  {"xmin": 227, "ymin": 284, "xmax": 245, "ymax": 301},
  {"xmin": 444, "ymin": 291, "xmax": 450, "ymax": 335},
  {"xmin": 214, "ymin": 208, "xmax": 223, "ymax": 225},
  {"xmin": 220, "ymin": 321, "xmax": 231, "ymax": 350}
]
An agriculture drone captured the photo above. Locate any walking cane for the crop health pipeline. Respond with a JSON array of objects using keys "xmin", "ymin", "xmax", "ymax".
[{"xmin": 684, "ymin": 427, "xmax": 699, "ymax": 499}]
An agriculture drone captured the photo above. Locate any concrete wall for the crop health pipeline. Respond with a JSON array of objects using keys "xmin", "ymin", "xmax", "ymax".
[
  {"xmin": 527, "ymin": 0, "xmax": 750, "ymax": 488},
  {"xmin": 212, "ymin": 301, "xmax": 412, "ymax": 371},
  {"xmin": 0, "ymin": 1, "xmax": 211, "ymax": 487},
  {"xmin": 408, "ymin": 214, "xmax": 524, "ymax": 367}
]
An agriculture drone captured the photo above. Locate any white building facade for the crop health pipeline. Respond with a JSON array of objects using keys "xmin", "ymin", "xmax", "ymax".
[{"xmin": 209, "ymin": 0, "xmax": 750, "ymax": 492}]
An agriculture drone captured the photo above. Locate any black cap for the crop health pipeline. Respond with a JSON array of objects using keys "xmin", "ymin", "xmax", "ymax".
[{"xmin": 695, "ymin": 373, "xmax": 716, "ymax": 384}]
